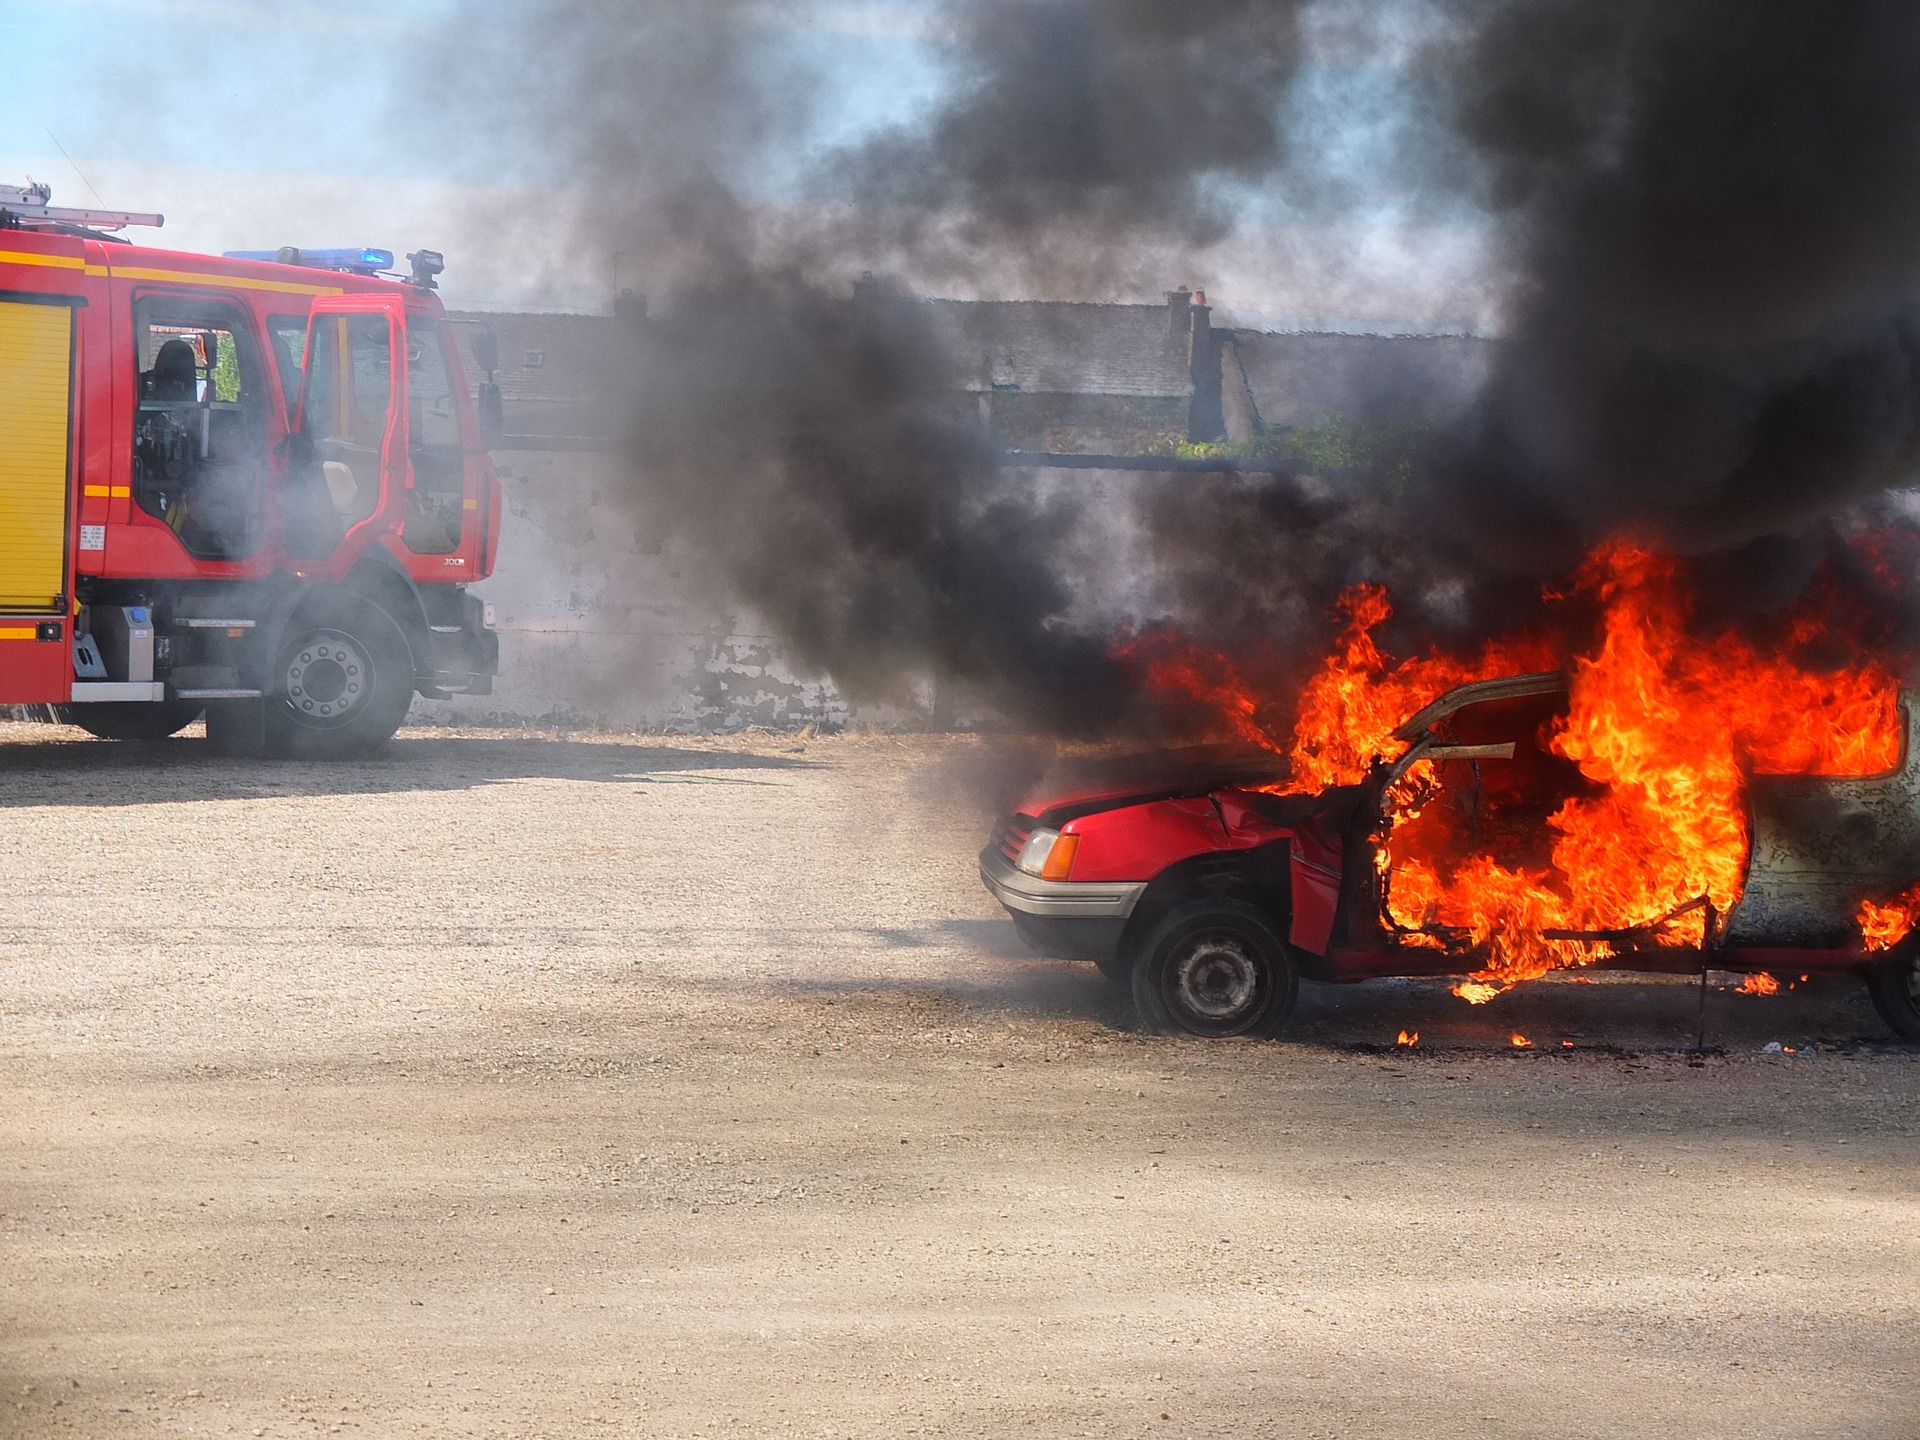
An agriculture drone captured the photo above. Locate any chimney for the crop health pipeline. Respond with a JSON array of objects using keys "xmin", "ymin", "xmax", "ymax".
[
  {"xmin": 1167, "ymin": 287, "xmax": 1192, "ymax": 339},
  {"xmin": 1187, "ymin": 295, "xmax": 1225, "ymax": 443}
]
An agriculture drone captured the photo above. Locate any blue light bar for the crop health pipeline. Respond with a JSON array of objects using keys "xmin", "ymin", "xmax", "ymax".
[{"xmin": 224, "ymin": 247, "xmax": 395, "ymax": 276}]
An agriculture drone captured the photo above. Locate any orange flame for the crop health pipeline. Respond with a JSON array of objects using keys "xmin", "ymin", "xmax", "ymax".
[
  {"xmin": 1736, "ymin": 972, "xmax": 1780, "ymax": 996},
  {"xmin": 1396, "ymin": 1029, "xmax": 1419, "ymax": 1047},
  {"xmin": 1124, "ymin": 537, "xmax": 1908, "ymax": 997},
  {"xmin": 1858, "ymin": 883, "xmax": 1920, "ymax": 952},
  {"xmin": 1510, "ymin": 1033, "xmax": 1532, "ymax": 1048}
]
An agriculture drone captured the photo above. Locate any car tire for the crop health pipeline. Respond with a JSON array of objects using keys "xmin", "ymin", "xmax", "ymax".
[
  {"xmin": 263, "ymin": 592, "xmax": 415, "ymax": 760},
  {"xmin": 57, "ymin": 700, "xmax": 202, "ymax": 741},
  {"xmin": 1131, "ymin": 898, "xmax": 1297, "ymax": 1039},
  {"xmin": 1868, "ymin": 943, "xmax": 1920, "ymax": 1043},
  {"xmin": 1093, "ymin": 953, "xmax": 1132, "ymax": 986}
]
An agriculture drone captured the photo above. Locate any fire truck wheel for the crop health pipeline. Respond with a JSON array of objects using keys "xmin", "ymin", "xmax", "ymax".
[
  {"xmin": 1867, "ymin": 943, "xmax": 1920, "ymax": 1043},
  {"xmin": 1131, "ymin": 898, "xmax": 1297, "ymax": 1040},
  {"xmin": 263, "ymin": 593, "xmax": 414, "ymax": 759},
  {"xmin": 57, "ymin": 700, "xmax": 202, "ymax": 742}
]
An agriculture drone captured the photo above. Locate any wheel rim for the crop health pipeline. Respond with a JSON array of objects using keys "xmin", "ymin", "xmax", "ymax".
[
  {"xmin": 1169, "ymin": 933, "xmax": 1263, "ymax": 1027},
  {"xmin": 1907, "ymin": 953, "xmax": 1920, "ymax": 1008},
  {"xmin": 282, "ymin": 627, "xmax": 373, "ymax": 729}
]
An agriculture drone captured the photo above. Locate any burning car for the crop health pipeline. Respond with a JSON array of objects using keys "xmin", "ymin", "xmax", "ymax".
[{"xmin": 980, "ymin": 667, "xmax": 1920, "ymax": 1042}]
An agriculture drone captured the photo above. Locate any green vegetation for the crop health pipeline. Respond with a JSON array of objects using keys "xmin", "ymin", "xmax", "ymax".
[
  {"xmin": 211, "ymin": 333, "xmax": 242, "ymax": 403},
  {"xmin": 1140, "ymin": 413, "xmax": 1442, "ymax": 492}
]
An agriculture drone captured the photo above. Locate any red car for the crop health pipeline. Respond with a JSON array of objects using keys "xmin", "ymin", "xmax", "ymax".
[{"xmin": 981, "ymin": 674, "xmax": 1920, "ymax": 1041}]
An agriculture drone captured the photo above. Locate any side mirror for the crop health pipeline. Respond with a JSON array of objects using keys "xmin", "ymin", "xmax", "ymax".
[
  {"xmin": 471, "ymin": 326, "xmax": 499, "ymax": 376},
  {"xmin": 477, "ymin": 382, "xmax": 505, "ymax": 448}
]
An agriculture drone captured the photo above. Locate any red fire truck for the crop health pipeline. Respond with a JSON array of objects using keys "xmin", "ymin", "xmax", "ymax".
[{"xmin": 0, "ymin": 183, "xmax": 501, "ymax": 757}]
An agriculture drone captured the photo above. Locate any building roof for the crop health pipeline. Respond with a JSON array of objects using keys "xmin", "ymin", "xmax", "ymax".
[{"xmin": 1232, "ymin": 330, "xmax": 1493, "ymax": 428}]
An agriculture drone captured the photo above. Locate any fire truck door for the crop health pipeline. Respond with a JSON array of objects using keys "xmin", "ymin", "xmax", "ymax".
[
  {"xmin": 285, "ymin": 295, "xmax": 407, "ymax": 561},
  {"xmin": 0, "ymin": 296, "xmax": 75, "ymax": 703}
]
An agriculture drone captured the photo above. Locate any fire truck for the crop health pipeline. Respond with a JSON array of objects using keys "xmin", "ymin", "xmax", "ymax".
[{"xmin": 0, "ymin": 182, "xmax": 502, "ymax": 757}]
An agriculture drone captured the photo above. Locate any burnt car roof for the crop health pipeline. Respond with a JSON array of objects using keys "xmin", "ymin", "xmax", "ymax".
[
  {"xmin": 1009, "ymin": 676, "xmax": 1573, "ymax": 825},
  {"xmin": 1391, "ymin": 672, "xmax": 1569, "ymax": 743}
]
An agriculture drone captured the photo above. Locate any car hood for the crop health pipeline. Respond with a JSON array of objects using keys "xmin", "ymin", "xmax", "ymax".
[{"xmin": 1012, "ymin": 743, "xmax": 1291, "ymax": 827}]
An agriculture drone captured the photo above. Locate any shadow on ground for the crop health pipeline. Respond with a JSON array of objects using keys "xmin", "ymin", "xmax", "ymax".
[
  {"xmin": 798, "ymin": 917, "xmax": 1914, "ymax": 1055},
  {"xmin": 0, "ymin": 726, "xmax": 820, "ymax": 808}
]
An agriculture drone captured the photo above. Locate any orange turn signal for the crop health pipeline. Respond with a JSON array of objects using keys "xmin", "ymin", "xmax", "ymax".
[{"xmin": 1039, "ymin": 832, "xmax": 1080, "ymax": 881}]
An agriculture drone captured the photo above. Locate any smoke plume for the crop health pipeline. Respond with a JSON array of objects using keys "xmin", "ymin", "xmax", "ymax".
[
  {"xmin": 428, "ymin": 0, "xmax": 1920, "ymax": 734},
  {"xmin": 1425, "ymin": 0, "xmax": 1920, "ymax": 570}
]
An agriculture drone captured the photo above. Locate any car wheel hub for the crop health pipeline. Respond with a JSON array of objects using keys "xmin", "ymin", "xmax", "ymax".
[
  {"xmin": 284, "ymin": 629, "xmax": 371, "ymax": 726},
  {"xmin": 1907, "ymin": 954, "xmax": 1920, "ymax": 1007},
  {"xmin": 1173, "ymin": 937, "xmax": 1259, "ymax": 1021}
]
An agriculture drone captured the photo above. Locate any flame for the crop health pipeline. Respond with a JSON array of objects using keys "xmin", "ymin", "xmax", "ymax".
[
  {"xmin": 1858, "ymin": 883, "xmax": 1920, "ymax": 952},
  {"xmin": 1736, "ymin": 972, "xmax": 1780, "ymax": 996},
  {"xmin": 1510, "ymin": 1033, "xmax": 1532, "ymax": 1048},
  {"xmin": 1281, "ymin": 587, "xmax": 1556, "ymax": 794},
  {"xmin": 1396, "ymin": 1029, "xmax": 1419, "ymax": 1047},
  {"xmin": 1124, "ymin": 537, "xmax": 1908, "ymax": 997}
]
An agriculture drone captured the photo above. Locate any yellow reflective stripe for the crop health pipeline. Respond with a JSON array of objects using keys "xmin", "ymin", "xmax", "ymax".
[
  {"xmin": 0, "ymin": 627, "xmax": 39, "ymax": 640},
  {"xmin": 82, "ymin": 485, "xmax": 131, "ymax": 498},
  {"xmin": 109, "ymin": 265, "xmax": 343, "ymax": 297},
  {"xmin": 3, "ymin": 250, "xmax": 349, "ymax": 295},
  {"xmin": 0, "ymin": 250, "xmax": 86, "ymax": 271}
]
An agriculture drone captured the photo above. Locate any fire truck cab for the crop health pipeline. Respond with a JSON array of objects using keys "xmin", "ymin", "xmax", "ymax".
[{"xmin": 0, "ymin": 198, "xmax": 501, "ymax": 757}]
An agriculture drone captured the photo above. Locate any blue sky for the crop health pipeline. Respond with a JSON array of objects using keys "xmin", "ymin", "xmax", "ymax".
[
  {"xmin": 0, "ymin": 0, "xmax": 451, "ymax": 180},
  {"xmin": 0, "ymin": 1, "xmax": 1497, "ymax": 327},
  {"xmin": 0, "ymin": 0, "xmax": 959, "ymax": 307},
  {"xmin": 0, "ymin": 0, "xmax": 943, "ymax": 189}
]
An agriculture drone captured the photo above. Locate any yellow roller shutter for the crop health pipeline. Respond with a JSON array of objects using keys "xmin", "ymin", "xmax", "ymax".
[{"xmin": 0, "ymin": 299, "xmax": 73, "ymax": 613}]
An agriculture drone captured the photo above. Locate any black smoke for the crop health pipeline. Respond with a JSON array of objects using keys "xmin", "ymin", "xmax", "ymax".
[
  {"xmin": 1425, "ymin": 0, "xmax": 1920, "ymax": 571},
  {"xmin": 426, "ymin": 0, "xmax": 1920, "ymax": 733}
]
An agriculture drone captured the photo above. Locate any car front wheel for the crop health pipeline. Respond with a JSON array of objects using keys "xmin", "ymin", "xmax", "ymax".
[
  {"xmin": 1131, "ymin": 898, "xmax": 1297, "ymax": 1039},
  {"xmin": 1868, "ymin": 942, "xmax": 1920, "ymax": 1043}
]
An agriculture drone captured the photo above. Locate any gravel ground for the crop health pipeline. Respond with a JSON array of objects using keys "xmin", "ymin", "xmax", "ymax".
[{"xmin": 1, "ymin": 723, "xmax": 1915, "ymax": 1440}]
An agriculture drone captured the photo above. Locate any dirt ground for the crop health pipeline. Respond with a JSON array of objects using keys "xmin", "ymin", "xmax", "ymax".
[{"xmin": 0, "ymin": 723, "xmax": 1915, "ymax": 1440}]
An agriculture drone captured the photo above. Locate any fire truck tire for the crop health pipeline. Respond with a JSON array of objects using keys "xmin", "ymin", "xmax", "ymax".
[
  {"xmin": 263, "ymin": 593, "xmax": 414, "ymax": 759},
  {"xmin": 57, "ymin": 700, "xmax": 202, "ymax": 742},
  {"xmin": 1867, "ymin": 944, "xmax": 1920, "ymax": 1043},
  {"xmin": 1130, "ymin": 898, "xmax": 1298, "ymax": 1040}
]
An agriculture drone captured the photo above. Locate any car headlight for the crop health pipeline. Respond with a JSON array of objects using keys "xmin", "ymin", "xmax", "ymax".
[{"xmin": 1015, "ymin": 827, "xmax": 1080, "ymax": 881}]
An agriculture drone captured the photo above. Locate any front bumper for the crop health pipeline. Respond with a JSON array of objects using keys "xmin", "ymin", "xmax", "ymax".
[{"xmin": 978, "ymin": 845, "xmax": 1148, "ymax": 919}]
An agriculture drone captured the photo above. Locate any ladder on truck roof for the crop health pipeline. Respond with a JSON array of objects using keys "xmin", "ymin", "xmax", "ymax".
[{"xmin": 1, "ymin": 181, "xmax": 163, "ymax": 235}]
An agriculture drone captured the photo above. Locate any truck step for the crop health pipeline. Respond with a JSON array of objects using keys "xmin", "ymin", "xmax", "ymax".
[
  {"xmin": 173, "ymin": 618, "xmax": 257, "ymax": 630},
  {"xmin": 69, "ymin": 682, "xmax": 166, "ymax": 704},
  {"xmin": 173, "ymin": 688, "xmax": 264, "ymax": 700}
]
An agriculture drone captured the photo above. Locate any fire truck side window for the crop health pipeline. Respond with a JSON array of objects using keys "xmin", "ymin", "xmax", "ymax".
[
  {"xmin": 131, "ymin": 296, "xmax": 268, "ymax": 560},
  {"xmin": 300, "ymin": 313, "xmax": 393, "ymax": 526},
  {"xmin": 267, "ymin": 315, "xmax": 308, "ymax": 422},
  {"xmin": 402, "ymin": 317, "xmax": 464, "ymax": 555}
]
